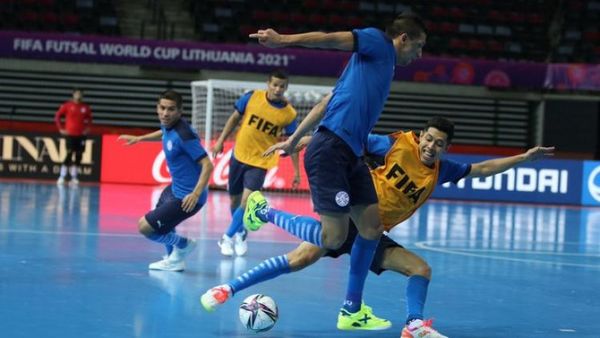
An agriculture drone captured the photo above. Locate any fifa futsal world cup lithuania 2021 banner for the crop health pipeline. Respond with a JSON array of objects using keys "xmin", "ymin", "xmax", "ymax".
[{"xmin": 2, "ymin": 31, "xmax": 599, "ymax": 91}]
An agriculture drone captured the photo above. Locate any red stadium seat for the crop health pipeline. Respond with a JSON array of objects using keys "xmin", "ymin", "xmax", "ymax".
[
  {"xmin": 308, "ymin": 13, "xmax": 327, "ymax": 26},
  {"xmin": 290, "ymin": 13, "xmax": 308, "ymax": 25},
  {"xmin": 329, "ymin": 14, "xmax": 346, "ymax": 28},
  {"xmin": 251, "ymin": 10, "xmax": 269, "ymax": 22}
]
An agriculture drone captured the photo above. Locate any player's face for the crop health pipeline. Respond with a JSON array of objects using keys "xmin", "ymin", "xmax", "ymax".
[
  {"xmin": 395, "ymin": 32, "xmax": 426, "ymax": 66},
  {"xmin": 72, "ymin": 90, "xmax": 83, "ymax": 102},
  {"xmin": 266, "ymin": 76, "xmax": 288, "ymax": 102},
  {"xmin": 156, "ymin": 98, "xmax": 181, "ymax": 127},
  {"xmin": 419, "ymin": 127, "xmax": 448, "ymax": 166}
]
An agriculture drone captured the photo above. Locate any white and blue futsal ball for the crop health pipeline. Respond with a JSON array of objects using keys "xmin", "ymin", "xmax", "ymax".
[{"xmin": 239, "ymin": 294, "xmax": 278, "ymax": 332}]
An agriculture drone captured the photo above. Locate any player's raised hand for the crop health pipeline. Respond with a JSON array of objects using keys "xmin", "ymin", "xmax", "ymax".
[
  {"xmin": 118, "ymin": 134, "xmax": 139, "ymax": 145},
  {"xmin": 249, "ymin": 29, "xmax": 283, "ymax": 48},
  {"xmin": 525, "ymin": 146, "xmax": 555, "ymax": 161}
]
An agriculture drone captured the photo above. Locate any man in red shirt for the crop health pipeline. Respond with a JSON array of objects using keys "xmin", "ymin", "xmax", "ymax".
[{"xmin": 54, "ymin": 88, "xmax": 93, "ymax": 185}]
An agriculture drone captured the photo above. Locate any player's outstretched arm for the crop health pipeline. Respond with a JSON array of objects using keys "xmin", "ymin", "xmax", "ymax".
[
  {"xmin": 118, "ymin": 130, "xmax": 163, "ymax": 145},
  {"xmin": 250, "ymin": 29, "xmax": 354, "ymax": 51},
  {"xmin": 468, "ymin": 146, "xmax": 555, "ymax": 178}
]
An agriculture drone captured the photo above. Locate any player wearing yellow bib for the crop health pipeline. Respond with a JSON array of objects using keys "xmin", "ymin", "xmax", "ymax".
[
  {"xmin": 202, "ymin": 116, "xmax": 554, "ymax": 337},
  {"xmin": 212, "ymin": 70, "xmax": 301, "ymax": 257}
]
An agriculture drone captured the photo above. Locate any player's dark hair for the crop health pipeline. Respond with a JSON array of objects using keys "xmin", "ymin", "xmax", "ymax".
[
  {"xmin": 385, "ymin": 13, "xmax": 427, "ymax": 39},
  {"xmin": 425, "ymin": 116, "xmax": 454, "ymax": 143},
  {"xmin": 159, "ymin": 90, "xmax": 183, "ymax": 110},
  {"xmin": 72, "ymin": 87, "xmax": 83, "ymax": 93},
  {"xmin": 269, "ymin": 69, "xmax": 289, "ymax": 82}
]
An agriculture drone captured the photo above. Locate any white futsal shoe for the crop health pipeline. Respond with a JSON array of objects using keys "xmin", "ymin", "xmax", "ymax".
[
  {"xmin": 233, "ymin": 231, "xmax": 248, "ymax": 256},
  {"xmin": 200, "ymin": 284, "xmax": 232, "ymax": 312},
  {"xmin": 148, "ymin": 256, "xmax": 185, "ymax": 272},
  {"xmin": 218, "ymin": 235, "xmax": 234, "ymax": 256},
  {"xmin": 401, "ymin": 319, "xmax": 448, "ymax": 338}
]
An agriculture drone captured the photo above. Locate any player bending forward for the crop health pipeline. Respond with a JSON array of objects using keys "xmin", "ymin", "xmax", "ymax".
[{"xmin": 201, "ymin": 116, "xmax": 553, "ymax": 337}]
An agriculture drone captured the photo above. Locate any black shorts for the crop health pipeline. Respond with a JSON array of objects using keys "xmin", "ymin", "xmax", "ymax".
[
  {"xmin": 66, "ymin": 135, "xmax": 86, "ymax": 153},
  {"xmin": 304, "ymin": 128, "xmax": 378, "ymax": 213},
  {"xmin": 228, "ymin": 153, "xmax": 267, "ymax": 195},
  {"xmin": 324, "ymin": 220, "xmax": 402, "ymax": 275},
  {"xmin": 144, "ymin": 185, "xmax": 203, "ymax": 234}
]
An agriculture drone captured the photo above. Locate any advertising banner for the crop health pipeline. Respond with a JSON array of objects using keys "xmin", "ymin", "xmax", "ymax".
[
  {"xmin": 433, "ymin": 154, "xmax": 584, "ymax": 205},
  {"xmin": 0, "ymin": 131, "xmax": 101, "ymax": 181},
  {"xmin": 545, "ymin": 64, "xmax": 600, "ymax": 91},
  {"xmin": 100, "ymin": 135, "xmax": 309, "ymax": 190},
  {"xmin": 581, "ymin": 161, "xmax": 600, "ymax": 206},
  {"xmin": 0, "ymin": 31, "xmax": 571, "ymax": 90}
]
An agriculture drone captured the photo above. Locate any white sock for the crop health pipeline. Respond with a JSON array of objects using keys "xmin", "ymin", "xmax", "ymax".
[
  {"xmin": 69, "ymin": 165, "xmax": 78, "ymax": 179},
  {"xmin": 59, "ymin": 165, "xmax": 67, "ymax": 178}
]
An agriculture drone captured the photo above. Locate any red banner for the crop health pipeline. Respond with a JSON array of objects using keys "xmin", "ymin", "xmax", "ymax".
[{"xmin": 100, "ymin": 135, "xmax": 310, "ymax": 191}]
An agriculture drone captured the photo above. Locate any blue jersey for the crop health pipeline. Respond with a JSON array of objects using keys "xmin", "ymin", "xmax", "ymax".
[
  {"xmin": 366, "ymin": 133, "xmax": 471, "ymax": 185},
  {"xmin": 235, "ymin": 91, "xmax": 298, "ymax": 135},
  {"xmin": 161, "ymin": 118, "xmax": 209, "ymax": 200},
  {"xmin": 319, "ymin": 27, "xmax": 396, "ymax": 156}
]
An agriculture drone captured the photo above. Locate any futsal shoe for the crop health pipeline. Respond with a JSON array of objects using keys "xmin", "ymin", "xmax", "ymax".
[
  {"xmin": 243, "ymin": 191, "xmax": 269, "ymax": 231},
  {"xmin": 401, "ymin": 319, "xmax": 448, "ymax": 338},
  {"xmin": 70, "ymin": 178, "xmax": 79, "ymax": 185},
  {"xmin": 56, "ymin": 176, "xmax": 65, "ymax": 185},
  {"xmin": 218, "ymin": 235, "xmax": 234, "ymax": 257},
  {"xmin": 200, "ymin": 284, "xmax": 232, "ymax": 312},
  {"xmin": 148, "ymin": 257, "xmax": 185, "ymax": 272},
  {"xmin": 170, "ymin": 238, "xmax": 197, "ymax": 262},
  {"xmin": 233, "ymin": 230, "xmax": 248, "ymax": 256},
  {"xmin": 337, "ymin": 303, "xmax": 391, "ymax": 331}
]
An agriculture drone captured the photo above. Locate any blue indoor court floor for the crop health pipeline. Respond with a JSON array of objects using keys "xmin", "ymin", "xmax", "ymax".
[{"xmin": 0, "ymin": 180, "xmax": 599, "ymax": 338}]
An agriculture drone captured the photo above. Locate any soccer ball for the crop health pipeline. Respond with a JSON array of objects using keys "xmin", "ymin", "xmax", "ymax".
[{"xmin": 239, "ymin": 294, "xmax": 278, "ymax": 332}]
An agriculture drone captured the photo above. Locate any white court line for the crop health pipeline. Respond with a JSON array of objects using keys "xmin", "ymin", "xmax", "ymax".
[
  {"xmin": 437, "ymin": 248, "xmax": 600, "ymax": 258},
  {"xmin": 0, "ymin": 228, "xmax": 299, "ymax": 244},
  {"xmin": 415, "ymin": 240, "xmax": 600, "ymax": 269}
]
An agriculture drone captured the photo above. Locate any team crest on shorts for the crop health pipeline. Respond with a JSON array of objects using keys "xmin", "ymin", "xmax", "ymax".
[{"xmin": 335, "ymin": 191, "xmax": 349, "ymax": 207}]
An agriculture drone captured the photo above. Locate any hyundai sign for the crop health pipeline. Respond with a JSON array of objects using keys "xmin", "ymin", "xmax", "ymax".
[{"xmin": 433, "ymin": 154, "xmax": 584, "ymax": 205}]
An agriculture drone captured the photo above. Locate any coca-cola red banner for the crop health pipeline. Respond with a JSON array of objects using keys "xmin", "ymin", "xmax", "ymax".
[{"xmin": 100, "ymin": 135, "xmax": 310, "ymax": 191}]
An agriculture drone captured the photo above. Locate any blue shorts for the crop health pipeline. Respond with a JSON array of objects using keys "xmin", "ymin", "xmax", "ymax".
[
  {"xmin": 228, "ymin": 153, "xmax": 267, "ymax": 195},
  {"xmin": 144, "ymin": 185, "xmax": 206, "ymax": 234},
  {"xmin": 304, "ymin": 128, "xmax": 378, "ymax": 213}
]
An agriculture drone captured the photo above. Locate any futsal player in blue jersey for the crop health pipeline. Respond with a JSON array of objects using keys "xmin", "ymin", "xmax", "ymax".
[
  {"xmin": 246, "ymin": 13, "xmax": 427, "ymax": 330},
  {"xmin": 203, "ymin": 116, "xmax": 554, "ymax": 337},
  {"xmin": 119, "ymin": 90, "xmax": 213, "ymax": 272}
]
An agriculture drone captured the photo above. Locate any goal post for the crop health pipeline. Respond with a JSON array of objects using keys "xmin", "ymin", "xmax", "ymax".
[{"xmin": 191, "ymin": 79, "xmax": 332, "ymax": 191}]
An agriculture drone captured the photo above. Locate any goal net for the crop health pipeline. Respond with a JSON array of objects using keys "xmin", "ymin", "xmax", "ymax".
[{"xmin": 191, "ymin": 79, "xmax": 332, "ymax": 191}]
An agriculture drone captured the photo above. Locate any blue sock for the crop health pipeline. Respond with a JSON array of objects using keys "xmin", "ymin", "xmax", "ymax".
[
  {"xmin": 147, "ymin": 232, "xmax": 188, "ymax": 249},
  {"xmin": 225, "ymin": 207, "xmax": 244, "ymax": 238},
  {"xmin": 343, "ymin": 234, "xmax": 379, "ymax": 313},
  {"xmin": 406, "ymin": 275, "xmax": 429, "ymax": 324},
  {"xmin": 165, "ymin": 230, "xmax": 175, "ymax": 255},
  {"xmin": 228, "ymin": 255, "xmax": 291, "ymax": 295},
  {"xmin": 266, "ymin": 208, "xmax": 322, "ymax": 247},
  {"xmin": 230, "ymin": 206, "xmax": 237, "ymax": 216}
]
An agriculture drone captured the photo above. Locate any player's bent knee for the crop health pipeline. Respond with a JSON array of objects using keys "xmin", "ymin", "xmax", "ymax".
[
  {"xmin": 321, "ymin": 232, "xmax": 345, "ymax": 250},
  {"xmin": 359, "ymin": 224, "xmax": 384, "ymax": 241},
  {"xmin": 137, "ymin": 217, "xmax": 154, "ymax": 237},
  {"xmin": 411, "ymin": 263, "xmax": 432, "ymax": 279}
]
